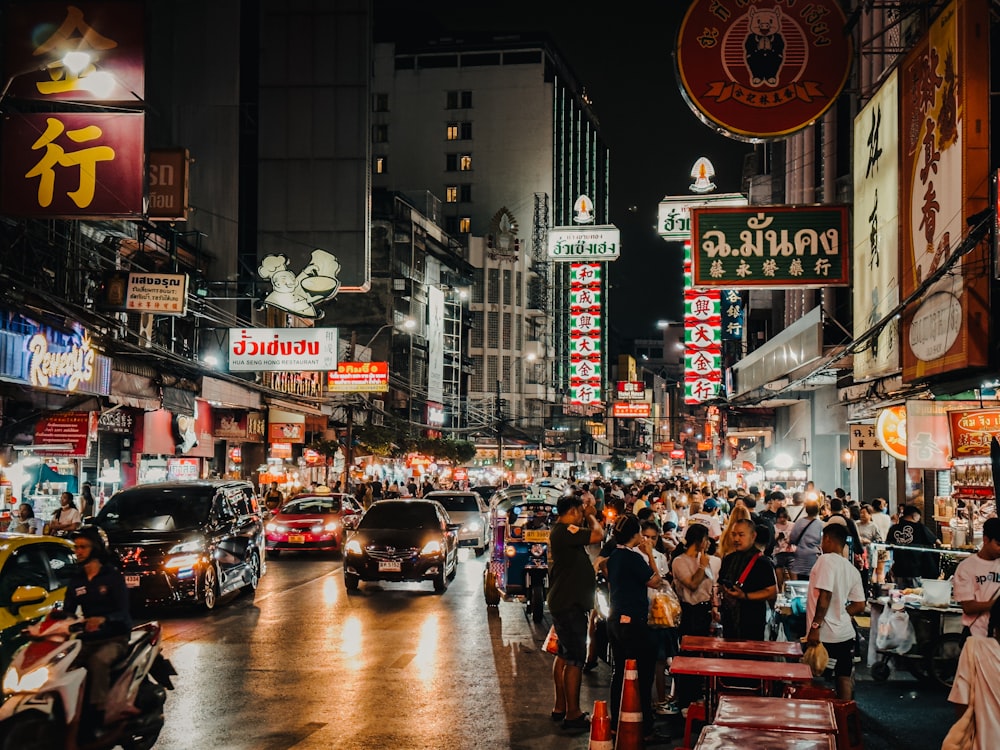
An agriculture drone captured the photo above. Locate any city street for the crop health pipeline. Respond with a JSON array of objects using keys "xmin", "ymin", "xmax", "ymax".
[{"xmin": 150, "ymin": 550, "xmax": 957, "ymax": 750}]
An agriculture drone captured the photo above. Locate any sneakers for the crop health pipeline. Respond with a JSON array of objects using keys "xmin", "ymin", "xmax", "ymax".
[
  {"xmin": 562, "ymin": 712, "xmax": 591, "ymax": 731},
  {"xmin": 655, "ymin": 700, "xmax": 680, "ymax": 716}
]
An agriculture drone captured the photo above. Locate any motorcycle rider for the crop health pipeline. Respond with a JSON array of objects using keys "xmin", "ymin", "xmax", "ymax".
[{"xmin": 52, "ymin": 525, "xmax": 133, "ymax": 734}]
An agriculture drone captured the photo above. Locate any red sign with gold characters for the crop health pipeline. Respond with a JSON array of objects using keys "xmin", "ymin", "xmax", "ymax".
[
  {"xmin": 612, "ymin": 402, "xmax": 651, "ymax": 419},
  {"xmin": 327, "ymin": 361, "xmax": 389, "ymax": 393},
  {"xmin": 948, "ymin": 409, "xmax": 1000, "ymax": 458},
  {"xmin": 676, "ymin": 0, "xmax": 852, "ymax": 140}
]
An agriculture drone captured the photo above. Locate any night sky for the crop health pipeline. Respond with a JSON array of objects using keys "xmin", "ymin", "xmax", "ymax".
[{"xmin": 373, "ymin": 1, "xmax": 752, "ymax": 341}]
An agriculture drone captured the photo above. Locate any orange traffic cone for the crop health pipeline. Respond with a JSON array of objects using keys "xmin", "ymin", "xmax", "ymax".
[
  {"xmin": 589, "ymin": 699, "xmax": 613, "ymax": 750},
  {"xmin": 615, "ymin": 658, "xmax": 645, "ymax": 749}
]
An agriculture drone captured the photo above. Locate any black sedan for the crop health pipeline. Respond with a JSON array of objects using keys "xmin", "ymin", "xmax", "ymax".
[{"xmin": 343, "ymin": 499, "xmax": 459, "ymax": 593}]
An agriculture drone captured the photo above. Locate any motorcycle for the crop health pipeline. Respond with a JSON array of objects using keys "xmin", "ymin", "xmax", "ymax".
[{"xmin": 0, "ymin": 615, "xmax": 177, "ymax": 750}]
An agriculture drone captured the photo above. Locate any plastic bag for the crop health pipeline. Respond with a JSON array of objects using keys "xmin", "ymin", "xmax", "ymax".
[
  {"xmin": 802, "ymin": 642, "xmax": 829, "ymax": 677},
  {"xmin": 648, "ymin": 586, "xmax": 682, "ymax": 629},
  {"xmin": 875, "ymin": 607, "xmax": 916, "ymax": 654},
  {"xmin": 543, "ymin": 625, "xmax": 559, "ymax": 655}
]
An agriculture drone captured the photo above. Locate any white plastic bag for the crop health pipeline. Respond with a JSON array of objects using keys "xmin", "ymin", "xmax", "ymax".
[{"xmin": 875, "ymin": 607, "xmax": 916, "ymax": 654}]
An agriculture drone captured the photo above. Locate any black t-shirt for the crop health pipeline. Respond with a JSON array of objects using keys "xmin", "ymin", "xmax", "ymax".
[
  {"xmin": 888, "ymin": 520, "xmax": 940, "ymax": 578},
  {"xmin": 547, "ymin": 522, "xmax": 597, "ymax": 613},
  {"xmin": 719, "ymin": 549, "xmax": 776, "ymax": 640},
  {"xmin": 606, "ymin": 546, "xmax": 654, "ymax": 621}
]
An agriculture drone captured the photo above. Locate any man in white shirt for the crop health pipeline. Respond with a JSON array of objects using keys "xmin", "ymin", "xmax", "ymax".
[
  {"xmin": 953, "ymin": 517, "xmax": 1000, "ymax": 638},
  {"xmin": 806, "ymin": 523, "xmax": 866, "ymax": 700},
  {"xmin": 870, "ymin": 498, "xmax": 893, "ymax": 584},
  {"xmin": 687, "ymin": 497, "xmax": 722, "ymax": 541}
]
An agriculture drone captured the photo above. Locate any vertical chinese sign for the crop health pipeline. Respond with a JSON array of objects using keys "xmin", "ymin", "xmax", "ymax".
[
  {"xmin": 899, "ymin": 0, "xmax": 989, "ymax": 382},
  {"xmin": 684, "ymin": 245, "xmax": 722, "ymax": 404},
  {"xmin": 1, "ymin": 2, "xmax": 145, "ymax": 218},
  {"xmin": 567, "ymin": 263, "xmax": 603, "ymax": 407}
]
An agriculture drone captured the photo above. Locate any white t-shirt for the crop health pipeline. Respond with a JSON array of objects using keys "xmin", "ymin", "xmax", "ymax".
[
  {"xmin": 871, "ymin": 511, "xmax": 892, "ymax": 542},
  {"xmin": 688, "ymin": 512, "xmax": 722, "ymax": 539},
  {"xmin": 952, "ymin": 554, "xmax": 1000, "ymax": 637},
  {"xmin": 786, "ymin": 504, "xmax": 806, "ymax": 523},
  {"xmin": 948, "ymin": 636, "xmax": 1000, "ymax": 750},
  {"xmin": 806, "ymin": 551, "xmax": 865, "ymax": 643}
]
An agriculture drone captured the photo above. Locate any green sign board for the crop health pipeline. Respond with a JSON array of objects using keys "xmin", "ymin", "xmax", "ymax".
[{"xmin": 690, "ymin": 206, "xmax": 850, "ymax": 288}]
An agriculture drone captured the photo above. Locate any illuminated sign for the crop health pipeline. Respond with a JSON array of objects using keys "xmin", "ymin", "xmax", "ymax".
[
  {"xmin": 875, "ymin": 405, "xmax": 907, "ymax": 462},
  {"xmin": 568, "ymin": 263, "xmax": 603, "ymax": 407},
  {"xmin": 327, "ymin": 361, "xmax": 390, "ymax": 393},
  {"xmin": 613, "ymin": 402, "xmax": 651, "ymax": 419},
  {"xmin": 547, "ymin": 226, "xmax": 621, "ymax": 261},
  {"xmin": 948, "ymin": 409, "xmax": 1000, "ymax": 458},
  {"xmin": 229, "ymin": 327, "xmax": 339, "ymax": 371},
  {"xmin": 262, "ymin": 371, "xmax": 324, "ymax": 398},
  {"xmin": 658, "ymin": 193, "xmax": 748, "ymax": 243},
  {"xmin": 616, "ymin": 381, "xmax": 646, "ymax": 401}
]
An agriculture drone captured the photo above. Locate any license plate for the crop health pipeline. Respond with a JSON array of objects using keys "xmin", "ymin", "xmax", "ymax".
[
  {"xmin": 523, "ymin": 530, "xmax": 549, "ymax": 543},
  {"xmin": 378, "ymin": 560, "xmax": 401, "ymax": 572},
  {"xmin": 288, "ymin": 534, "xmax": 305, "ymax": 544},
  {"xmin": 125, "ymin": 575, "xmax": 140, "ymax": 588}
]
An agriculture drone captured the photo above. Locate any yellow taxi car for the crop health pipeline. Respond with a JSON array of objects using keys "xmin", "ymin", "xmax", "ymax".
[{"xmin": 0, "ymin": 533, "xmax": 76, "ymax": 671}]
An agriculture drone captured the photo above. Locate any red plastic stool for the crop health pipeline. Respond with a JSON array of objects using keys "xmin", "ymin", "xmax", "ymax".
[
  {"xmin": 831, "ymin": 700, "xmax": 864, "ymax": 750},
  {"xmin": 682, "ymin": 700, "xmax": 707, "ymax": 748}
]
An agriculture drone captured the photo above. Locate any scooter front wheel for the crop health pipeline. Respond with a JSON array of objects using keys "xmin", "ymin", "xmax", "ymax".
[
  {"xmin": 121, "ymin": 724, "xmax": 164, "ymax": 750},
  {"xmin": 1, "ymin": 712, "xmax": 61, "ymax": 750}
]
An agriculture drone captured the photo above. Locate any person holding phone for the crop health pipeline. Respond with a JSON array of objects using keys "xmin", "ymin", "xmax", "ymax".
[{"xmin": 718, "ymin": 519, "xmax": 777, "ymax": 640}]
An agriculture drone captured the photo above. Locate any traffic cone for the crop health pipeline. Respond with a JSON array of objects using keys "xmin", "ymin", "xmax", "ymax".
[
  {"xmin": 589, "ymin": 699, "xmax": 613, "ymax": 750},
  {"xmin": 615, "ymin": 658, "xmax": 645, "ymax": 749}
]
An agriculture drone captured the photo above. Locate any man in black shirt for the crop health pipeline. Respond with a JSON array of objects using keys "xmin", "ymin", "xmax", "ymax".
[
  {"xmin": 887, "ymin": 504, "xmax": 941, "ymax": 588},
  {"xmin": 719, "ymin": 519, "xmax": 777, "ymax": 640}
]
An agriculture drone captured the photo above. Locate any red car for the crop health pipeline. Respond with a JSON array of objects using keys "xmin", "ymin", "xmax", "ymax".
[{"xmin": 265, "ymin": 490, "xmax": 363, "ymax": 556}]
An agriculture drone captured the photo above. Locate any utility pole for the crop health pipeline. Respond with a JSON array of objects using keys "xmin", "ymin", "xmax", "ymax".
[
  {"xmin": 343, "ymin": 330, "xmax": 357, "ymax": 491},
  {"xmin": 495, "ymin": 378, "xmax": 504, "ymax": 471}
]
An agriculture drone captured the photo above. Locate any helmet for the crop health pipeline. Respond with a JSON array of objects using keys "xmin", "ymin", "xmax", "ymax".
[{"xmin": 72, "ymin": 524, "xmax": 110, "ymax": 563}]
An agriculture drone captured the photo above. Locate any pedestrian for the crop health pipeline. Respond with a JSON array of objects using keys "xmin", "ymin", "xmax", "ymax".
[
  {"xmin": 870, "ymin": 498, "xmax": 892, "ymax": 584},
  {"xmin": 786, "ymin": 491, "xmax": 806, "ymax": 523},
  {"xmin": 772, "ymin": 505, "xmax": 795, "ymax": 589},
  {"xmin": 264, "ymin": 483, "xmax": 284, "ymax": 514},
  {"xmin": 718, "ymin": 519, "xmax": 777, "ymax": 640},
  {"xmin": 717, "ymin": 504, "xmax": 751, "ymax": 559},
  {"xmin": 671, "ymin": 523, "xmax": 719, "ymax": 712},
  {"xmin": 952, "ymin": 517, "xmax": 1000, "ymax": 638},
  {"xmin": 49, "ymin": 492, "xmax": 83, "ymax": 536},
  {"xmin": 805, "ymin": 523, "xmax": 866, "ymax": 700},
  {"xmin": 947, "ymin": 597, "xmax": 1000, "ymax": 750},
  {"xmin": 547, "ymin": 492, "xmax": 604, "ymax": 732},
  {"xmin": 370, "ymin": 480, "xmax": 383, "ymax": 501},
  {"xmin": 605, "ymin": 514, "xmax": 663, "ymax": 741},
  {"xmin": 855, "ymin": 504, "xmax": 882, "ymax": 597},
  {"xmin": 80, "ymin": 482, "xmax": 96, "ymax": 518},
  {"xmin": 6, "ymin": 502, "xmax": 45, "ymax": 535},
  {"xmin": 640, "ymin": 521, "xmax": 678, "ymax": 717},
  {"xmin": 788, "ymin": 499, "xmax": 824, "ymax": 580},
  {"xmin": 688, "ymin": 497, "xmax": 722, "ymax": 541},
  {"xmin": 886, "ymin": 504, "xmax": 941, "ymax": 588}
]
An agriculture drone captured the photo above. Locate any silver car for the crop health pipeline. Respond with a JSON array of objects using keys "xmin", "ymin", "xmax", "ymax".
[{"xmin": 424, "ymin": 491, "xmax": 489, "ymax": 555}]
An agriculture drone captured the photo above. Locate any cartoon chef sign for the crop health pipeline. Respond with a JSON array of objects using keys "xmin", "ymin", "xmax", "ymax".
[{"xmin": 257, "ymin": 249, "xmax": 342, "ymax": 319}]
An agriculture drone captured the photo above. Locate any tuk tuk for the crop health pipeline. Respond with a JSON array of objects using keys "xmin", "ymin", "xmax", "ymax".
[{"xmin": 483, "ymin": 485, "xmax": 561, "ymax": 622}]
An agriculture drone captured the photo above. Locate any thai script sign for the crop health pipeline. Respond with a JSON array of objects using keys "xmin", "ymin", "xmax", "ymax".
[
  {"xmin": 547, "ymin": 225, "xmax": 621, "ymax": 261},
  {"xmin": 99, "ymin": 408, "xmax": 135, "ymax": 435},
  {"xmin": 675, "ymin": 0, "xmax": 852, "ymax": 140},
  {"xmin": 948, "ymin": 409, "xmax": 1000, "ymax": 458},
  {"xmin": 658, "ymin": 193, "xmax": 748, "ymax": 242},
  {"xmin": 852, "ymin": 70, "xmax": 900, "ymax": 382},
  {"xmin": 612, "ymin": 402, "xmax": 651, "ymax": 419},
  {"xmin": 900, "ymin": 0, "xmax": 990, "ymax": 382},
  {"xmin": 690, "ymin": 206, "xmax": 850, "ymax": 288},
  {"xmin": 228, "ymin": 327, "xmax": 339, "ymax": 371},
  {"xmin": 327, "ymin": 362, "xmax": 390, "ymax": 393},
  {"xmin": 148, "ymin": 148, "xmax": 189, "ymax": 221},
  {"xmin": 125, "ymin": 273, "xmax": 188, "ymax": 315},
  {"xmin": 34, "ymin": 411, "xmax": 96, "ymax": 456}
]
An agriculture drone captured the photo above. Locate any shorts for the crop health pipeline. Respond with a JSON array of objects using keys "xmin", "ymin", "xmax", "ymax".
[
  {"xmin": 823, "ymin": 638, "xmax": 856, "ymax": 678},
  {"xmin": 550, "ymin": 606, "xmax": 590, "ymax": 667},
  {"xmin": 654, "ymin": 627, "xmax": 679, "ymax": 661}
]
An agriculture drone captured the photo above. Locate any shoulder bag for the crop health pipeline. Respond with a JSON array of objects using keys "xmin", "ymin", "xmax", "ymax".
[{"xmin": 788, "ymin": 518, "xmax": 817, "ymax": 554}]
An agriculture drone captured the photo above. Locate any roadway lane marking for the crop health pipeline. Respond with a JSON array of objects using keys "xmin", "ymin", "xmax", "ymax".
[{"xmin": 252, "ymin": 564, "xmax": 342, "ymax": 605}]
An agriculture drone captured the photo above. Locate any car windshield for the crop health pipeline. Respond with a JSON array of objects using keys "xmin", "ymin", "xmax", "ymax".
[
  {"xmin": 360, "ymin": 503, "xmax": 439, "ymax": 530},
  {"xmin": 432, "ymin": 495, "xmax": 480, "ymax": 513},
  {"xmin": 283, "ymin": 497, "xmax": 342, "ymax": 514},
  {"xmin": 97, "ymin": 488, "xmax": 212, "ymax": 531}
]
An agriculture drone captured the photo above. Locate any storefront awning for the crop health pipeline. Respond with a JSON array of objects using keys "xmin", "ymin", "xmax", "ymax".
[
  {"xmin": 202, "ymin": 376, "xmax": 262, "ymax": 410},
  {"xmin": 109, "ymin": 370, "xmax": 160, "ymax": 411}
]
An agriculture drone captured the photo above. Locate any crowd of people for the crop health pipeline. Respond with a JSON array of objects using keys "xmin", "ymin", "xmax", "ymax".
[
  {"xmin": 544, "ymin": 475, "xmax": 939, "ymax": 743},
  {"xmin": 4, "ymin": 483, "xmax": 95, "ymax": 536}
]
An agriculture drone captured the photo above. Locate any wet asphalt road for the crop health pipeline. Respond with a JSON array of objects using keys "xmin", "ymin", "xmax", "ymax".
[{"xmin": 148, "ymin": 552, "xmax": 956, "ymax": 750}]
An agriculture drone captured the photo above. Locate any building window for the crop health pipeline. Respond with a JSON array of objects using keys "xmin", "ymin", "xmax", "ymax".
[
  {"xmin": 486, "ymin": 354, "xmax": 497, "ymax": 387},
  {"xmin": 472, "ymin": 269, "xmax": 484, "ymax": 303},
  {"xmin": 516, "ymin": 271, "xmax": 523, "ymax": 306},
  {"xmin": 372, "ymin": 124, "xmax": 389, "ymax": 143},
  {"xmin": 446, "ymin": 153, "xmax": 458, "ymax": 171},
  {"xmin": 471, "ymin": 355, "xmax": 484, "ymax": 392},
  {"xmin": 487, "ymin": 311, "xmax": 499, "ymax": 348},
  {"xmin": 373, "ymin": 155, "xmax": 387, "ymax": 174},
  {"xmin": 515, "ymin": 316, "xmax": 523, "ymax": 349},
  {"xmin": 502, "ymin": 270, "xmax": 512, "ymax": 305},
  {"xmin": 487, "ymin": 269, "xmax": 499, "ymax": 303},
  {"xmin": 460, "ymin": 184, "xmax": 472, "ymax": 202},
  {"xmin": 470, "ymin": 311, "xmax": 483, "ymax": 347},
  {"xmin": 502, "ymin": 312, "xmax": 512, "ymax": 349},
  {"xmin": 459, "ymin": 154, "xmax": 472, "ymax": 171},
  {"xmin": 446, "ymin": 122, "xmax": 473, "ymax": 140},
  {"xmin": 446, "ymin": 185, "xmax": 458, "ymax": 203},
  {"xmin": 446, "ymin": 123, "xmax": 459, "ymax": 141},
  {"xmin": 446, "ymin": 90, "xmax": 473, "ymax": 109},
  {"xmin": 502, "ymin": 355, "xmax": 511, "ymax": 393},
  {"xmin": 372, "ymin": 93, "xmax": 389, "ymax": 112},
  {"xmin": 459, "ymin": 217, "xmax": 471, "ymax": 233},
  {"xmin": 444, "ymin": 216, "xmax": 458, "ymax": 235}
]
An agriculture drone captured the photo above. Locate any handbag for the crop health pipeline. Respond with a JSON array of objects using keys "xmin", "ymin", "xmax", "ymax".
[
  {"xmin": 543, "ymin": 625, "xmax": 559, "ymax": 655},
  {"xmin": 941, "ymin": 638, "xmax": 977, "ymax": 750},
  {"xmin": 788, "ymin": 518, "xmax": 817, "ymax": 555}
]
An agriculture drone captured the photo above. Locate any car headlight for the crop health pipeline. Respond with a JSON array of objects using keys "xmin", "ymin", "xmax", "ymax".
[
  {"xmin": 3, "ymin": 664, "xmax": 50, "ymax": 694},
  {"xmin": 345, "ymin": 539, "xmax": 363, "ymax": 555},
  {"xmin": 465, "ymin": 522, "xmax": 480, "ymax": 532},
  {"xmin": 265, "ymin": 522, "xmax": 277, "ymax": 532},
  {"xmin": 164, "ymin": 553, "xmax": 203, "ymax": 569},
  {"xmin": 167, "ymin": 540, "xmax": 205, "ymax": 555},
  {"xmin": 324, "ymin": 521, "xmax": 338, "ymax": 532},
  {"xmin": 420, "ymin": 540, "xmax": 443, "ymax": 555}
]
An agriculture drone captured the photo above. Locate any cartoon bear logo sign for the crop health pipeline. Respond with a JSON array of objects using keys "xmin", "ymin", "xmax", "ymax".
[
  {"xmin": 257, "ymin": 249, "xmax": 342, "ymax": 319},
  {"xmin": 675, "ymin": 0, "xmax": 852, "ymax": 141}
]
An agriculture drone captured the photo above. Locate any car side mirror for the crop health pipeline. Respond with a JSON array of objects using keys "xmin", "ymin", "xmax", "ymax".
[
  {"xmin": 10, "ymin": 584, "xmax": 48, "ymax": 613},
  {"xmin": 446, "ymin": 522, "xmax": 461, "ymax": 534},
  {"xmin": 343, "ymin": 515, "xmax": 361, "ymax": 531}
]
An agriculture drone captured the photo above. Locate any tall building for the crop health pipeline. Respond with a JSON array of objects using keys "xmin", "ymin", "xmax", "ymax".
[{"xmin": 371, "ymin": 32, "xmax": 611, "ymax": 473}]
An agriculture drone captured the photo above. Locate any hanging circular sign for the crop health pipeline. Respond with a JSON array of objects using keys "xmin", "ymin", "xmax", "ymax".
[
  {"xmin": 675, "ymin": 0, "xmax": 853, "ymax": 141},
  {"xmin": 876, "ymin": 405, "xmax": 907, "ymax": 462}
]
